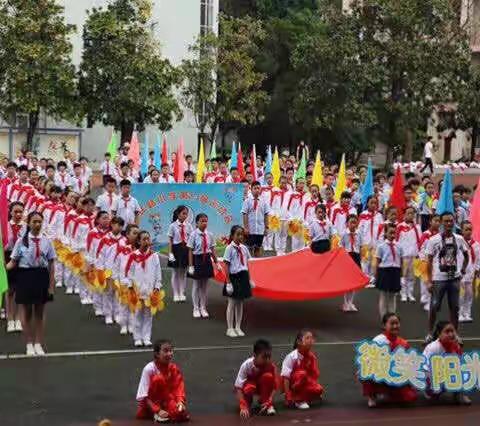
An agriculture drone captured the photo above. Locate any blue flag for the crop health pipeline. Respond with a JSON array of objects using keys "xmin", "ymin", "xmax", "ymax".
[
  {"xmin": 141, "ymin": 133, "xmax": 149, "ymax": 176},
  {"xmin": 230, "ymin": 141, "xmax": 237, "ymax": 169},
  {"xmin": 361, "ymin": 160, "xmax": 374, "ymax": 208},
  {"xmin": 154, "ymin": 133, "xmax": 161, "ymax": 169},
  {"xmin": 437, "ymin": 168, "xmax": 454, "ymax": 215},
  {"xmin": 265, "ymin": 145, "xmax": 272, "ymax": 175}
]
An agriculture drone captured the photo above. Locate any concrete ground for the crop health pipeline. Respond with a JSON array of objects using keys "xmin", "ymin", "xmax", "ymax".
[{"xmin": 1, "ymin": 264, "xmax": 480, "ymax": 426}]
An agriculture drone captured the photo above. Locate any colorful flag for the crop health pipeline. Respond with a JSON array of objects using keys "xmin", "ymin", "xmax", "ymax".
[
  {"xmin": 161, "ymin": 135, "xmax": 168, "ymax": 166},
  {"xmin": 209, "ymin": 140, "xmax": 217, "ymax": 160},
  {"xmin": 107, "ymin": 131, "xmax": 119, "ymax": 160},
  {"xmin": 437, "ymin": 168, "xmax": 454, "ymax": 215},
  {"xmin": 154, "ymin": 133, "xmax": 161, "ymax": 169},
  {"xmin": 272, "ymin": 147, "xmax": 281, "ymax": 187},
  {"xmin": 361, "ymin": 159, "xmax": 374, "ymax": 208},
  {"xmin": 389, "ymin": 166, "xmax": 406, "ymax": 220},
  {"xmin": 311, "ymin": 151, "xmax": 323, "ymax": 187},
  {"xmin": 470, "ymin": 177, "xmax": 480, "ymax": 241},
  {"xmin": 296, "ymin": 151, "xmax": 306, "ymax": 180},
  {"xmin": 196, "ymin": 139, "xmax": 206, "ymax": 183},
  {"xmin": 265, "ymin": 146, "xmax": 272, "ymax": 175},
  {"xmin": 230, "ymin": 142, "xmax": 237, "ymax": 169},
  {"xmin": 334, "ymin": 153, "xmax": 346, "ymax": 202},
  {"xmin": 250, "ymin": 145, "xmax": 257, "ymax": 181},
  {"xmin": 141, "ymin": 133, "xmax": 149, "ymax": 176},
  {"xmin": 237, "ymin": 143, "xmax": 245, "ymax": 179},
  {"xmin": 0, "ymin": 182, "xmax": 9, "ymax": 308},
  {"xmin": 127, "ymin": 131, "xmax": 140, "ymax": 170},
  {"xmin": 174, "ymin": 138, "xmax": 185, "ymax": 183}
]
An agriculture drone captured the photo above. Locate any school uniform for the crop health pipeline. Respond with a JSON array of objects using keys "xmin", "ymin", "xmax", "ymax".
[
  {"xmin": 358, "ymin": 210, "xmax": 384, "ymax": 279},
  {"xmin": 418, "ymin": 230, "xmax": 438, "ymax": 309},
  {"xmin": 125, "ymin": 249, "xmax": 162, "ymax": 344},
  {"xmin": 96, "ymin": 191, "xmax": 119, "ymax": 215},
  {"xmin": 86, "ymin": 227, "xmax": 109, "ymax": 315},
  {"xmin": 81, "ymin": 164, "xmax": 93, "ymax": 182},
  {"xmin": 68, "ymin": 214, "xmax": 93, "ymax": 298},
  {"xmin": 101, "ymin": 160, "xmax": 116, "ymax": 182},
  {"xmin": 340, "ymin": 229, "xmax": 362, "ymax": 310},
  {"xmin": 235, "ymin": 357, "xmax": 277, "ymax": 410},
  {"xmin": 112, "ymin": 195, "xmax": 140, "ymax": 226},
  {"xmin": 330, "ymin": 203, "xmax": 357, "ymax": 237},
  {"xmin": 361, "ymin": 334, "xmax": 417, "ymax": 403},
  {"xmin": 159, "ymin": 174, "xmax": 175, "ymax": 183},
  {"xmin": 11, "ymin": 234, "xmax": 56, "ymax": 305},
  {"xmin": 418, "ymin": 192, "xmax": 438, "ymax": 231},
  {"xmin": 115, "ymin": 174, "xmax": 135, "ymax": 186},
  {"xmin": 281, "ymin": 349, "xmax": 323, "ymax": 404},
  {"xmin": 223, "ymin": 242, "xmax": 252, "ymax": 300},
  {"xmin": 54, "ymin": 171, "xmax": 71, "ymax": 191},
  {"xmin": 286, "ymin": 191, "xmax": 310, "ymax": 251},
  {"xmin": 269, "ymin": 189, "xmax": 289, "ymax": 255},
  {"xmin": 303, "ymin": 199, "xmax": 320, "ymax": 226},
  {"xmin": 376, "ymin": 240, "xmax": 403, "ymax": 317},
  {"xmin": 69, "ymin": 175, "xmax": 89, "ymax": 195},
  {"xmin": 136, "ymin": 361, "xmax": 189, "ymax": 422},
  {"xmin": 5, "ymin": 221, "xmax": 26, "ymax": 293},
  {"xmin": 260, "ymin": 186, "xmax": 274, "ymax": 251},
  {"xmin": 396, "ymin": 221, "xmax": 422, "ymax": 302},
  {"xmin": 241, "ymin": 195, "xmax": 271, "ymax": 249},
  {"xmin": 460, "ymin": 238, "xmax": 480, "ymax": 322},
  {"xmin": 8, "ymin": 182, "xmax": 33, "ymax": 203},
  {"xmin": 308, "ymin": 219, "xmax": 335, "ymax": 254},
  {"xmin": 117, "ymin": 243, "xmax": 136, "ymax": 333}
]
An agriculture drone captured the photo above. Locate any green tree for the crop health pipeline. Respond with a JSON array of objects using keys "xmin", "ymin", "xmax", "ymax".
[
  {"xmin": 0, "ymin": 0, "xmax": 77, "ymax": 150},
  {"xmin": 78, "ymin": 0, "xmax": 182, "ymax": 143},
  {"xmin": 180, "ymin": 15, "xmax": 269, "ymax": 148}
]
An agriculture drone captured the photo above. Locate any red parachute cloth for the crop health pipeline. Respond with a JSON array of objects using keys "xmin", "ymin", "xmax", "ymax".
[{"xmin": 214, "ymin": 248, "xmax": 369, "ymax": 301}]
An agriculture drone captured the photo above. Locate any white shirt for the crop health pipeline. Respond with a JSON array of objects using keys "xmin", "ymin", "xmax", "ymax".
[
  {"xmin": 234, "ymin": 357, "xmax": 259, "ymax": 389},
  {"xmin": 54, "ymin": 172, "xmax": 71, "ymax": 190},
  {"xmin": 424, "ymin": 141, "xmax": 433, "ymax": 159},
  {"xmin": 281, "ymin": 349, "xmax": 304, "ymax": 378},
  {"xmin": 376, "ymin": 240, "xmax": 403, "ymax": 268},
  {"xmin": 286, "ymin": 191, "xmax": 310, "ymax": 221},
  {"xmin": 136, "ymin": 361, "xmax": 160, "ymax": 401},
  {"xmin": 5, "ymin": 221, "xmax": 26, "ymax": 251},
  {"xmin": 340, "ymin": 230, "xmax": 362, "ymax": 253},
  {"xmin": 308, "ymin": 219, "xmax": 335, "ymax": 242},
  {"xmin": 159, "ymin": 174, "xmax": 175, "ymax": 183},
  {"xmin": 241, "ymin": 195, "xmax": 271, "ymax": 235},
  {"xmin": 125, "ymin": 249, "xmax": 162, "ymax": 298},
  {"xmin": 187, "ymin": 229, "xmax": 214, "ymax": 255},
  {"xmin": 224, "ymin": 242, "xmax": 250, "ymax": 274},
  {"xmin": 359, "ymin": 210, "xmax": 384, "ymax": 247},
  {"xmin": 330, "ymin": 204, "xmax": 357, "ymax": 236},
  {"xmin": 425, "ymin": 233, "xmax": 468, "ymax": 281},
  {"xmin": 396, "ymin": 222, "xmax": 422, "ymax": 257},
  {"xmin": 101, "ymin": 160, "xmax": 116, "ymax": 176},
  {"xmin": 112, "ymin": 196, "xmax": 140, "ymax": 226},
  {"xmin": 116, "ymin": 174, "xmax": 135, "ymax": 185},
  {"xmin": 96, "ymin": 192, "xmax": 119, "ymax": 214},
  {"xmin": 167, "ymin": 220, "xmax": 193, "ymax": 245},
  {"xmin": 463, "ymin": 239, "xmax": 480, "ymax": 282},
  {"xmin": 69, "ymin": 175, "xmax": 89, "ymax": 194},
  {"xmin": 11, "ymin": 234, "xmax": 56, "ymax": 268}
]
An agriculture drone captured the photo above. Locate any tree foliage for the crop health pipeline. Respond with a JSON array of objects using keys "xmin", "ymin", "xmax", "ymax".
[
  {"xmin": 0, "ymin": 0, "xmax": 77, "ymax": 150},
  {"xmin": 180, "ymin": 15, "xmax": 269, "ymax": 145},
  {"xmin": 78, "ymin": 0, "xmax": 182, "ymax": 143}
]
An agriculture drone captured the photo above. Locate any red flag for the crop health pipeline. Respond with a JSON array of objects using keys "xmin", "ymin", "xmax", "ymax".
[
  {"xmin": 0, "ymin": 181, "xmax": 9, "ymax": 248},
  {"xmin": 250, "ymin": 145, "xmax": 257, "ymax": 181},
  {"xmin": 174, "ymin": 138, "xmax": 185, "ymax": 183},
  {"xmin": 127, "ymin": 131, "xmax": 140, "ymax": 170},
  {"xmin": 237, "ymin": 144, "xmax": 245, "ymax": 179},
  {"xmin": 389, "ymin": 166, "xmax": 406, "ymax": 221},
  {"xmin": 161, "ymin": 135, "xmax": 168, "ymax": 166}
]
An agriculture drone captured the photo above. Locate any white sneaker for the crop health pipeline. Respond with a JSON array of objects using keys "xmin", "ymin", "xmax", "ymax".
[
  {"xmin": 6, "ymin": 320, "xmax": 15, "ymax": 333},
  {"xmin": 153, "ymin": 413, "xmax": 170, "ymax": 423},
  {"xmin": 459, "ymin": 314, "xmax": 467, "ymax": 323},
  {"xmin": 55, "ymin": 281, "xmax": 63, "ymax": 288},
  {"xmin": 341, "ymin": 303, "xmax": 350, "ymax": 312},
  {"xmin": 26, "ymin": 343, "xmax": 35, "ymax": 356},
  {"xmin": 266, "ymin": 406, "xmax": 276, "ymax": 416},
  {"xmin": 226, "ymin": 328, "xmax": 237, "ymax": 337},
  {"xmin": 349, "ymin": 303, "xmax": 358, "ymax": 312},
  {"xmin": 94, "ymin": 310, "xmax": 103, "ymax": 317},
  {"xmin": 105, "ymin": 316, "xmax": 113, "ymax": 325},
  {"xmin": 193, "ymin": 309, "xmax": 201, "ymax": 318},
  {"xmin": 179, "ymin": 295, "xmax": 186, "ymax": 302},
  {"xmin": 15, "ymin": 320, "xmax": 22, "ymax": 331},
  {"xmin": 74, "ymin": 288, "xmax": 80, "ymax": 295},
  {"xmin": 465, "ymin": 315, "xmax": 473, "ymax": 322},
  {"xmin": 143, "ymin": 340, "xmax": 152, "ymax": 346},
  {"xmin": 408, "ymin": 295, "xmax": 416, "ymax": 303},
  {"xmin": 0, "ymin": 308, "xmax": 6, "ymax": 319},
  {"xmin": 173, "ymin": 295, "xmax": 179, "ymax": 302},
  {"xmin": 120, "ymin": 326, "xmax": 128, "ymax": 335},
  {"xmin": 200, "ymin": 308, "xmax": 209, "ymax": 318},
  {"xmin": 34, "ymin": 343, "xmax": 45, "ymax": 356},
  {"xmin": 114, "ymin": 316, "xmax": 121, "ymax": 324},
  {"xmin": 295, "ymin": 402, "xmax": 310, "ymax": 410},
  {"xmin": 134, "ymin": 340, "xmax": 143, "ymax": 347},
  {"xmin": 423, "ymin": 303, "xmax": 430, "ymax": 312},
  {"xmin": 400, "ymin": 295, "xmax": 407, "ymax": 302},
  {"xmin": 85, "ymin": 297, "xmax": 93, "ymax": 304},
  {"xmin": 128, "ymin": 326, "xmax": 134, "ymax": 334},
  {"xmin": 235, "ymin": 328, "xmax": 245, "ymax": 337},
  {"xmin": 66, "ymin": 288, "xmax": 73, "ymax": 295}
]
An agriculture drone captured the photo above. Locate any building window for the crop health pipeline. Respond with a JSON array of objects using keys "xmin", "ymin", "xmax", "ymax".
[{"xmin": 200, "ymin": 0, "xmax": 214, "ymax": 35}]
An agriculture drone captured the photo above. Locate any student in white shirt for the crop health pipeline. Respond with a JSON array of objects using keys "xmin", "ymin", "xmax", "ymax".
[
  {"xmin": 101, "ymin": 152, "xmax": 116, "ymax": 185},
  {"xmin": 69, "ymin": 163, "xmax": 89, "ymax": 196},
  {"xmin": 286, "ymin": 178, "xmax": 310, "ymax": 252},
  {"xmin": 167, "ymin": 206, "xmax": 194, "ymax": 302},
  {"xmin": 7, "ymin": 211, "xmax": 56, "ymax": 356},
  {"xmin": 224, "ymin": 225, "xmax": 253, "ymax": 338},
  {"xmin": 125, "ymin": 231, "xmax": 162, "ymax": 347},
  {"xmin": 241, "ymin": 181, "xmax": 271, "ymax": 257},
  {"xmin": 112, "ymin": 180, "xmax": 140, "ymax": 226},
  {"xmin": 79, "ymin": 157, "xmax": 92, "ymax": 182},
  {"xmin": 159, "ymin": 163, "xmax": 175, "ymax": 183},
  {"xmin": 459, "ymin": 221, "xmax": 479, "ymax": 323},
  {"xmin": 54, "ymin": 161, "xmax": 70, "ymax": 191},
  {"xmin": 374, "ymin": 223, "xmax": 403, "ymax": 319},
  {"xmin": 187, "ymin": 213, "xmax": 221, "ymax": 319},
  {"xmin": 96, "ymin": 177, "xmax": 119, "ymax": 215},
  {"xmin": 185, "ymin": 154, "xmax": 196, "ymax": 173},
  {"xmin": 116, "ymin": 162, "xmax": 135, "ymax": 185},
  {"xmin": 420, "ymin": 136, "xmax": 435, "ymax": 175},
  {"xmin": 330, "ymin": 191, "xmax": 356, "ymax": 237}
]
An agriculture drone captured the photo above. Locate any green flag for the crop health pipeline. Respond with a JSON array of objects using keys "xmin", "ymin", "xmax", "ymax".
[
  {"xmin": 0, "ymin": 228, "xmax": 8, "ymax": 309},
  {"xmin": 296, "ymin": 151, "xmax": 306, "ymax": 180},
  {"xmin": 209, "ymin": 140, "xmax": 217, "ymax": 160},
  {"xmin": 107, "ymin": 131, "xmax": 119, "ymax": 160}
]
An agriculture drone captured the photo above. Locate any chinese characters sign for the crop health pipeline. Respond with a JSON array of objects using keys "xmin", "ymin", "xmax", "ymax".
[
  {"xmin": 132, "ymin": 183, "xmax": 244, "ymax": 251},
  {"xmin": 356, "ymin": 341, "xmax": 480, "ymax": 393}
]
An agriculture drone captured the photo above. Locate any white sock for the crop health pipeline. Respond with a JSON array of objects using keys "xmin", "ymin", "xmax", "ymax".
[
  {"xmin": 234, "ymin": 301, "xmax": 243, "ymax": 330},
  {"xmin": 226, "ymin": 298, "xmax": 235, "ymax": 329}
]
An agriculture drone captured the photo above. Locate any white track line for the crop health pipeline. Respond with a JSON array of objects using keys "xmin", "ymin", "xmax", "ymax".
[{"xmin": 2, "ymin": 337, "xmax": 480, "ymax": 361}]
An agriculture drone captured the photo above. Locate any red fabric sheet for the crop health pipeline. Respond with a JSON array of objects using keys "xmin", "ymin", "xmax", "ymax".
[{"xmin": 214, "ymin": 248, "xmax": 369, "ymax": 301}]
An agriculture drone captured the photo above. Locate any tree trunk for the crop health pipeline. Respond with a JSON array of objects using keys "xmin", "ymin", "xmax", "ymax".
[
  {"xmin": 120, "ymin": 122, "xmax": 134, "ymax": 145},
  {"xmin": 384, "ymin": 118, "xmax": 396, "ymax": 169},
  {"xmin": 404, "ymin": 129, "xmax": 413, "ymax": 162},
  {"xmin": 26, "ymin": 110, "xmax": 40, "ymax": 152}
]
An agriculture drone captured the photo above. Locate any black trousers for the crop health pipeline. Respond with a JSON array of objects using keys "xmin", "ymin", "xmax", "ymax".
[{"xmin": 420, "ymin": 157, "xmax": 434, "ymax": 174}]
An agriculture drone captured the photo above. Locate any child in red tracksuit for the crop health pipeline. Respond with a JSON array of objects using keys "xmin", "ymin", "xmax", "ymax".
[
  {"xmin": 136, "ymin": 340, "xmax": 190, "ymax": 423},
  {"xmin": 281, "ymin": 329, "xmax": 324, "ymax": 410},
  {"xmin": 235, "ymin": 339, "xmax": 277, "ymax": 418}
]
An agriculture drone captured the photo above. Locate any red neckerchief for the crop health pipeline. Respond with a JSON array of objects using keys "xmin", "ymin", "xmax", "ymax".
[
  {"xmin": 383, "ymin": 332, "xmax": 409, "ymax": 351},
  {"xmin": 252, "ymin": 197, "xmax": 259, "ymax": 211},
  {"xmin": 317, "ymin": 220, "xmax": 327, "ymax": 235},
  {"xmin": 125, "ymin": 249, "xmax": 153, "ymax": 274},
  {"xmin": 178, "ymin": 222, "xmax": 186, "ymax": 243},
  {"xmin": 121, "ymin": 196, "xmax": 130, "ymax": 208},
  {"xmin": 466, "ymin": 239, "xmax": 476, "ymax": 264},
  {"xmin": 96, "ymin": 233, "xmax": 121, "ymax": 257},
  {"xmin": 201, "ymin": 232, "xmax": 208, "ymax": 259},
  {"xmin": 270, "ymin": 190, "xmax": 285, "ymax": 206},
  {"xmin": 441, "ymin": 339, "xmax": 462, "ymax": 355},
  {"xmin": 349, "ymin": 232, "xmax": 356, "ymax": 252},
  {"xmin": 31, "ymin": 236, "xmax": 41, "ymax": 260},
  {"xmin": 325, "ymin": 200, "xmax": 335, "ymax": 217},
  {"xmin": 304, "ymin": 201, "xmax": 319, "ymax": 220},
  {"xmin": 233, "ymin": 243, "xmax": 245, "ymax": 265},
  {"xmin": 10, "ymin": 222, "xmax": 22, "ymax": 244},
  {"xmin": 288, "ymin": 192, "xmax": 305, "ymax": 210},
  {"xmin": 72, "ymin": 216, "xmax": 93, "ymax": 239},
  {"xmin": 388, "ymin": 241, "xmax": 397, "ymax": 262}
]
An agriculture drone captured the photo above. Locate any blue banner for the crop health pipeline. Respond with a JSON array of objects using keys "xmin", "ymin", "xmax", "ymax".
[{"xmin": 132, "ymin": 183, "xmax": 244, "ymax": 252}]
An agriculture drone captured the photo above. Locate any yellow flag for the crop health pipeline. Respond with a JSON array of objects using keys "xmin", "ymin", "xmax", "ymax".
[
  {"xmin": 272, "ymin": 146, "xmax": 281, "ymax": 187},
  {"xmin": 196, "ymin": 139, "xmax": 206, "ymax": 183},
  {"xmin": 312, "ymin": 151, "xmax": 323, "ymax": 187},
  {"xmin": 334, "ymin": 153, "xmax": 346, "ymax": 202}
]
